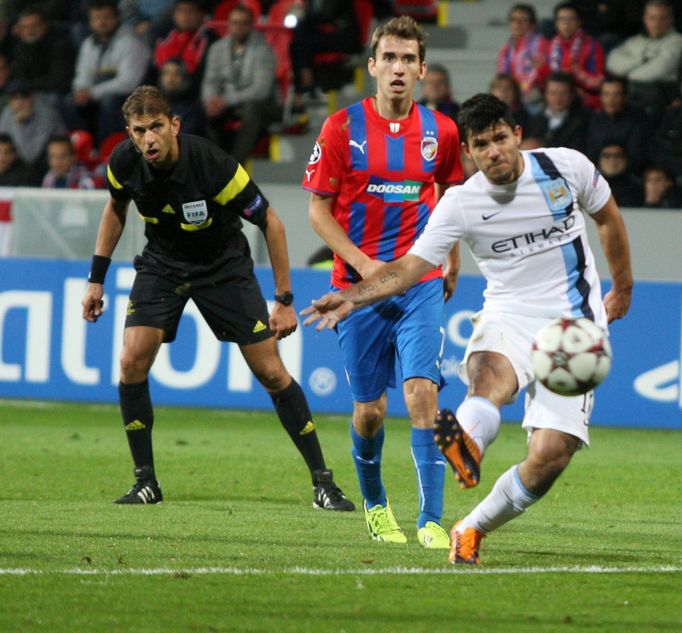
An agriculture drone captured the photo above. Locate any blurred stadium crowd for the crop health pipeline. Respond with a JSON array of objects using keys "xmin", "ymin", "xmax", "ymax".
[{"xmin": 0, "ymin": 0, "xmax": 680, "ymax": 209}]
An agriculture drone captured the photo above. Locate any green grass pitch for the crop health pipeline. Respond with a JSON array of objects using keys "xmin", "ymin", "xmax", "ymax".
[{"xmin": 0, "ymin": 399, "xmax": 680, "ymax": 632}]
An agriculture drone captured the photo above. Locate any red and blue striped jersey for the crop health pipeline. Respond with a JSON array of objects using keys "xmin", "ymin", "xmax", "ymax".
[{"xmin": 302, "ymin": 96, "xmax": 463, "ymax": 289}]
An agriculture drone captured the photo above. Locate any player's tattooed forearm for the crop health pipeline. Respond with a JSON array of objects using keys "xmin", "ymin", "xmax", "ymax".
[
  {"xmin": 357, "ymin": 282, "xmax": 378, "ymax": 297},
  {"xmin": 379, "ymin": 271, "xmax": 399, "ymax": 285}
]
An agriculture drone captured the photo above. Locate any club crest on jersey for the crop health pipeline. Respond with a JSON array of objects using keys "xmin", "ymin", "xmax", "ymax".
[
  {"xmin": 308, "ymin": 142, "xmax": 321, "ymax": 164},
  {"xmin": 421, "ymin": 137, "xmax": 438, "ymax": 161},
  {"xmin": 182, "ymin": 200, "xmax": 208, "ymax": 225},
  {"xmin": 539, "ymin": 178, "xmax": 573, "ymax": 211}
]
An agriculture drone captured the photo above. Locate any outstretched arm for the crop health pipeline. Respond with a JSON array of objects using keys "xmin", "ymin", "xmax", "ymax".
[
  {"xmin": 590, "ymin": 195, "xmax": 633, "ymax": 323},
  {"xmin": 301, "ymin": 254, "xmax": 435, "ymax": 330}
]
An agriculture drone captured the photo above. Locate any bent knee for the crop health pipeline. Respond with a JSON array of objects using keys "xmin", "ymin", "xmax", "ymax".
[
  {"xmin": 354, "ymin": 400, "xmax": 386, "ymax": 430},
  {"xmin": 254, "ymin": 363, "xmax": 290, "ymax": 392},
  {"xmin": 120, "ymin": 352, "xmax": 153, "ymax": 382}
]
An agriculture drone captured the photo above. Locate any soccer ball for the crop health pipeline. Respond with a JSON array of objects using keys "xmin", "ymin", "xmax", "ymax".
[{"xmin": 531, "ymin": 317, "xmax": 612, "ymax": 396}]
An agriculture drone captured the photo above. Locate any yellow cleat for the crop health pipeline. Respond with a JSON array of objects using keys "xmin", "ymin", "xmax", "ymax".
[
  {"xmin": 417, "ymin": 521, "xmax": 451, "ymax": 549},
  {"xmin": 364, "ymin": 500, "xmax": 407, "ymax": 543}
]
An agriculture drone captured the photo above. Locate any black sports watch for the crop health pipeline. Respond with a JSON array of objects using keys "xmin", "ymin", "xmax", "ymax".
[{"xmin": 274, "ymin": 291, "xmax": 294, "ymax": 306}]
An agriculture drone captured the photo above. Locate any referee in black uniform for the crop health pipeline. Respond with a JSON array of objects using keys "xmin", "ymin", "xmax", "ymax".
[{"xmin": 82, "ymin": 85, "xmax": 354, "ymax": 510}]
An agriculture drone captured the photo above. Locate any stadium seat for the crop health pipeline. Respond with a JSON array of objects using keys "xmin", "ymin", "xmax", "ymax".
[
  {"xmin": 98, "ymin": 131, "xmax": 128, "ymax": 164},
  {"xmin": 391, "ymin": 0, "xmax": 439, "ymax": 23},
  {"xmin": 310, "ymin": 0, "xmax": 374, "ymax": 109},
  {"xmin": 69, "ymin": 129, "xmax": 99, "ymax": 171},
  {"xmin": 211, "ymin": 0, "xmax": 262, "ymax": 22},
  {"xmin": 266, "ymin": 0, "xmax": 301, "ymax": 26}
]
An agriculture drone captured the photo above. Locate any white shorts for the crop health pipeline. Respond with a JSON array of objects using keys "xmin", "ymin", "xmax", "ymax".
[{"xmin": 459, "ymin": 311, "xmax": 593, "ymax": 445}]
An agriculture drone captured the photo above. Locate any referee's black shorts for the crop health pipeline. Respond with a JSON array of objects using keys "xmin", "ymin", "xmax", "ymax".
[{"xmin": 124, "ymin": 254, "xmax": 274, "ymax": 345}]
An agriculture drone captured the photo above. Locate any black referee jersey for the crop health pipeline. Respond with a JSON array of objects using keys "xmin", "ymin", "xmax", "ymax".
[{"xmin": 106, "ymin": 134, "xmax": 270, "ymax": 275}]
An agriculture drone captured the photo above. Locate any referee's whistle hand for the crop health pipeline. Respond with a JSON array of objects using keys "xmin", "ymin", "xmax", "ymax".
[
  {"xmin": 82, "ymin": 286, "xmax": 104, "ymax": 322},
  {"xmin": 269, "ymin": 305, "xmax": 298, "ymax": 339}
]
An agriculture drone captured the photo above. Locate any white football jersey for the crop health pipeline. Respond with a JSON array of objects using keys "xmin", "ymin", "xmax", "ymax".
[{"xmin": 410, "ymin": 147, "xmax": 611, "ymax": 326}]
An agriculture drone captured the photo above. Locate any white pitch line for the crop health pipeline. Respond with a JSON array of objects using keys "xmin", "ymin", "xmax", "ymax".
[{"xmin": 0, "ymin": 565, "xmax": 680, "ymax": 577}]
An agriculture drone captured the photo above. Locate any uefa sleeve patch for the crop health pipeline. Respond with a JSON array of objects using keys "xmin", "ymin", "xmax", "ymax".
[
  {"xmin": 241, "ymin": 193, "xmax": 266, "ymax": 222},
  {"xmin": 308, "ymin": 142, "xmax": 322, "ymax": 164}
]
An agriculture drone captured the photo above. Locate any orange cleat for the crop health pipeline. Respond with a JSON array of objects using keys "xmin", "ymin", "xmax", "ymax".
[
  {"xmin": 449, "ymin": 520, "xmax": 484, "ymax": 565},
  {"xmin": 434, "ymin": 408, "xmax": 482, "ymax": 489}
]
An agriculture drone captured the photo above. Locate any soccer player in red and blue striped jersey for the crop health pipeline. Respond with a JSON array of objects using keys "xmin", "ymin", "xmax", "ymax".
[{"xmin": 303, "ymin": 16, "xmax": 463, "ymax": 547}]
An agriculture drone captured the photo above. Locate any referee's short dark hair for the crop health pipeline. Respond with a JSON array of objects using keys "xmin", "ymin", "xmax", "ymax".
[{"xmin": 122, "ymin": 86, "xmax": 172, "ymax": 123}]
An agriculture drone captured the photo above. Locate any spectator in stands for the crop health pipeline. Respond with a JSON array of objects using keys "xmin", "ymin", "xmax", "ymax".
[
  {"xmin": 0, "ymin": 0, "xmax": 71, "ymax": 25},
  {"xmin": 0, "ymin": 52, "xmax": 13, "ymax": 112},
  {"xmin": 158, "ymin": 58, "xmax": 204, "ymax": 136},
  {"xmin": 63, "ymin": 0, "xmax": 151, "ymax": 143},
  {"xmin": 489, "ymin": 72, "xmax": 530, "ymax": 131},
  {"xmin": 586, "ymin": 76, "xmax": 648, "ymax": 174},
  {"xmin": 0, "ymin": 132, "xmax": 37, "ymax": 185},
  {"xmin": 119, "ymin": 0, "xmax": 174, "ymax": 45},
  {"xmin": 0, "ymin": 79, "xmax": 65, "ymax": 170},
  {"xmin": 153, "ymin": 0, "xmax": 217, "ymax": 92},
  {"xmin": 642, "ymin": 163, "xmax": 682, "ymax": 207},
  {"xmin": 497, "ymin": 3, "xmax": 549, "ymax": 113},
  {"xmin": 418, "ymin": 63, "xmax": 459, "ymax": 122},
  {"xmin": 41, "ymin": 135, "xmax": 99, "ymax": 189},
  {"xmin": 523, "ymin": 71, "xmax": 589, "ymax": 151},
  {"xmin": 606, "ymin": 0, "xmax": 682, "ymax": 116},
  {"xmin": 201, "ymin": 5, "xmax": 280, "ymax": 165},
  {"xmin": 547, "ymin": 2, "xmax": 605, "ymax": 110},
  {"xmin": 597, "ymin": 143, "xmax": 644, "ymax": 207},
  {"xmin": 289, "ymin": 0, "xmax": 362, "ymax": 115},
  {"xmin": 10, "ymin": 5, "xmax": 75, "ymax": 105},
  {"xmin": 572, "ymin": 0, "xmax": 643, "ymax": 53},
  {"xmin": 648, "ymin": 102, "xmax": 682, "ymax": 179}
]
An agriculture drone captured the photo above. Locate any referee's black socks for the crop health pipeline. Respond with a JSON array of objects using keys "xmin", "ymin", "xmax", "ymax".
[
  {"xmin": 270, "ymin": 379, "xmax": 326, "ymax": 477},
  {"xmin": 119, "ymin": 380, "xmax": 155, "ymax": 477}
]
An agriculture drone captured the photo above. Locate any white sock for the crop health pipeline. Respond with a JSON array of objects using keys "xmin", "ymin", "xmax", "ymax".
[
  {"xmin": 455, "ymin": 396, "xmax": 501, "ymax": 455},
  {"xmin": 462, "ymin": 465, "xmax": 541, "ymax": 535}
]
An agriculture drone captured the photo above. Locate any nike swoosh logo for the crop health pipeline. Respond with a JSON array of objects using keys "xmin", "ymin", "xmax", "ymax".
[{"xmin": 482, "ymin": 210, "xmax": 503, "ymax": 221}]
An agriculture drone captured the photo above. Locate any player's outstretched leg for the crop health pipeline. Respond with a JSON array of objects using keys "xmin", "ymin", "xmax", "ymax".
[
  {"xmin": 271, "ymin": 379, "xmax": 355, "ymax": 511},
  {"xmin": 116, "ymin": 380, "xmax": 163, "ymax": 504},
  {"xmin": 434, "ymin": 408, "xmax": 482, "ymax": 488},
  {"xmin": 449, "ymin": 520, "xmax": 485, "ymax": 564}
]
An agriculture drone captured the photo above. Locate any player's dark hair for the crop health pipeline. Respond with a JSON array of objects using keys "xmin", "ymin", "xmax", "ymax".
[
  {"xmin": 122, "ymin": 85, "xmax": 172, "ymax": 122},
  {"xmin": 508, "ymin": 3, "xmax": 537, "ymax": 25},
  {"xmin": 371, "ymin": 16, "xmax": 427, "ymax": 63},
  {"xmin": 458, "ymin": 93, "xmax": 516, "ymax": 141}
]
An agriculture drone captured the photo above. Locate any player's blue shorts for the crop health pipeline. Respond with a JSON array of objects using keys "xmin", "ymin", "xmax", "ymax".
[{"xmin": 335, "ymin": 278, "xmax": 445, "ymax": 403}]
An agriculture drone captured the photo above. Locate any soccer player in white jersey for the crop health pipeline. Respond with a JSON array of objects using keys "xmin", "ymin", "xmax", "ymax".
[{"xmin": 302, "ymin": 93, "xmax": 633, "ymax": 564}]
